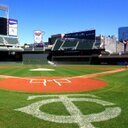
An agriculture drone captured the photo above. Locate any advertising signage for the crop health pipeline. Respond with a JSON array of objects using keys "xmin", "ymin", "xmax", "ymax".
[
  {"xmin": 64, "ymin": 30, "xmax": 95, "ymax": 40},
  {"xmin": 34, "ymin": 30, "xmax": 43, "ymax": 43},
  {"xmin": 8, "ymin": 19, "xmax": 18, "ymax": 36}
]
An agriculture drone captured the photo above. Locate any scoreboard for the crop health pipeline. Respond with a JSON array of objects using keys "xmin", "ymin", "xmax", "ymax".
[{"xmin": 0, "ymin": 17, "xmax": 7, "ymax": 35}]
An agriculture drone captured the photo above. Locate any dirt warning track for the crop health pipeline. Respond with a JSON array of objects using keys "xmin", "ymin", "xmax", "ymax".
[{"xmin": 0, "ymin": 68, "xmax": 125, "ymax": 93}]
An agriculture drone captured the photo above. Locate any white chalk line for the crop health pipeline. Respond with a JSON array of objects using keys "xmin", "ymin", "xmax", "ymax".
[{"xmin": 29, "ymin": 79, "xmax": 71, "ymax": 86}]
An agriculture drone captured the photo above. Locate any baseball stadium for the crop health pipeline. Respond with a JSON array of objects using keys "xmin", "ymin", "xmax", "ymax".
[{"xmin": 0, "ymin": 4, "xmax": 128, "ymax": 128}]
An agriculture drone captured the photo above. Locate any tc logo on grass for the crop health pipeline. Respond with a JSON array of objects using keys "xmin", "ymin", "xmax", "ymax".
[{"xmin": 15, "ymin": 94, "xmax": 121, "ymax": 128}]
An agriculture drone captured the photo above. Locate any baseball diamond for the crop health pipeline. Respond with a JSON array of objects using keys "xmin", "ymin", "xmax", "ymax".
[
  {"xmin": 0, "ymin": 2, "xmax": 128, "ymax": 128},
  {"xmin": 0, "ymin": 64, "xmax": 128, "ymax": 128}
]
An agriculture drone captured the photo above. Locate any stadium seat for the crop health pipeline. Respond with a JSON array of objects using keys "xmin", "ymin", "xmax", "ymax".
[
  {"xmin": 4, "ymin": 37, "xmax": 19, "ymax": 45},
  {"xmin": 52, "ymin": 39, "xmax": 64, "ymax": 51},
  {"xmin": 60, "ymin": 39, "xmax": 78, "ymax": 50},
  {"xmin": 77, "ymin": 39, "xmax": 94, "ymax": 50}
]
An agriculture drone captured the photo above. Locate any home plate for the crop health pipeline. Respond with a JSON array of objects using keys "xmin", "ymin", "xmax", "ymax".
[{"xmin": 29, "ymin": 68, "xmax": 55, "ymax": 71}]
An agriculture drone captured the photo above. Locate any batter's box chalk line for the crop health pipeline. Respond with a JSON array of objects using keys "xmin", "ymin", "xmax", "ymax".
[{"xmin": 29, "ymin": 78, "xmax": 71, "ymax": 86}]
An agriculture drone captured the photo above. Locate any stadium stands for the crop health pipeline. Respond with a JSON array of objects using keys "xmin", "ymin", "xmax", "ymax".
[
  {"xmin": 92, "ymin": 40, "xmax": 101, "ymax": 49},
  {"xmin": 52, "ymin": 38, "xmax": 95, "ymax": 51},
  {"xmin": 0, "ymin": 35, "xmax": 19, "ymax": 45},
  {"xmin": 0, "ymin": 36, "xmax": 4, "ymax": 45},
  {"xmin": 0, "ymin": 35, "xmax": 23, "ymax": 52},
  {"xmin": 4, "ymin": 36, "xmax": 19, "ymax": 45},
  {"xmin": 77, "ymin": 39, "xmax": 95, "ymax": 50},
  {"xmin": 59, "ymin": 39, "xmax": 78, "ymax": 50},
  {"xmin": 52, "ymin": 39, "xmax": 64, "ymax": 51},
  {"xmin": 48, "ymin": 35, "xmax": 105, "ymax": 64}
]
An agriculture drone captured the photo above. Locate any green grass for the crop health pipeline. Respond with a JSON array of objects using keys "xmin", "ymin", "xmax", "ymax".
[
  {"xmin": 0, "ymin": 64, "xmax": 128, "ymax": 128},
  {"xmin": 90, "ymin": 70, "xmax": 128, "ymax": 128},
  {"xmin": 0, "ymin": 64, "xmax": 123, "ymax": 77},
  {"xmin": 40, "ymin": 102, "xmax": 70, "ymax": 115}
]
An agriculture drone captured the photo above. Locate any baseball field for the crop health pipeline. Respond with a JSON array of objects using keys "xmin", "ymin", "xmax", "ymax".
[{"xmin": 0, "ymin": 63, "xmax": 128, "ymax": 128}]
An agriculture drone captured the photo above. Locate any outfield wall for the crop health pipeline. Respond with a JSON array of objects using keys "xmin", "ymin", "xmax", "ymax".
[
  {"xmin": 49, "ymin": 50, "xmax": 102, "ymax": 64},
  {"xmin": 52, "ymin": 56, "xmax": 91, "ymax": 64},
  {"xmin": 49, "ymin": 50, "xmax": 128, "ymax": 65},
  {"xmin": 99, "ymin": 55, "xmax": 128, "ymax": 65},
  {"xmin": 23, "ymin": 52, "xmax": 48, "ymax": 64}
]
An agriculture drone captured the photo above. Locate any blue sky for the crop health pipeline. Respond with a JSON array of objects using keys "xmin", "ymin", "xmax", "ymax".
[{"xmin": 0, "ymin": 0, "xmax": 128, "ymax": 45}]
